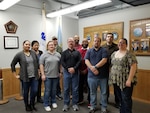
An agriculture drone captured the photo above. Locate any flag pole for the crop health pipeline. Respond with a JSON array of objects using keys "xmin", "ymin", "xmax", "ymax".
[{"xmin": 40, "ymin": 2, "xmax": 46, "ymax": 53}]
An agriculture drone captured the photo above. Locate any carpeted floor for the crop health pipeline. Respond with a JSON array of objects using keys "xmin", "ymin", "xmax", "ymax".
[{"xmin": 0, "ymin": 94, "xmax": 150, "ymax": 113}]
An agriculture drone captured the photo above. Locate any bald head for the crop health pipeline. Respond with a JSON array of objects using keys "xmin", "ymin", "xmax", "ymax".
[
  {"xmin": 74, "ymin": 35, "xmax": 80, "ymax": 44},
  {"xmin": 67, "ymin": 37, "xmax": 75, "ymax": 49},
  {"xmin": 82, "ymin": 38, "xmax": 89, "ymax": 49}
]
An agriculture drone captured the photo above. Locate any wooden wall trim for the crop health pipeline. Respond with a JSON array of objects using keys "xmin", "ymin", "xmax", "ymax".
[
  {"xmin": 1, "ymin": 68, "xmax": 150, "ymax": 103},
  {"xmin": 2, "ymin": 68, "xmax": 20, "ymax": 99},
  {"xmin": 132, "ymin": 69, "xmax": 150, "ymax": 102}
]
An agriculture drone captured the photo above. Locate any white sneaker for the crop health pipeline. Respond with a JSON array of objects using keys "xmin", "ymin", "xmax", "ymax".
[
  {"xmin": 52, "ymin": 103, "xmax": 58, "ymax": 108},
  {"xmin": 44, "ymin": 106, "xmax": 51, "ymax": 111}
]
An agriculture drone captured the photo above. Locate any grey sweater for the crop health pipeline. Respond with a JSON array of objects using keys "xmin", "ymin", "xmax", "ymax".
[{"xmin": 11, "ymin": 50, "xmax": 39, "ymax": 82}]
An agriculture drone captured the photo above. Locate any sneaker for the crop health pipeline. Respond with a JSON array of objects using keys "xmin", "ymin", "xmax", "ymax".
[
  {"xmin": 44, "ymin": 106, "xmax": 51, "ymax": 111},
  {"xmin": 101, "ymin": 109, "xmax": 108, "ymax": 113},
  {"xmin": 88, "ymin": 104, "xmax": 91, "ymax": 109},
  {"xmin": 89, "ymin": 108, "xmax": 96, "ymax": 113},
  {"xmin": 62, "ymin": 105, "xmax": 69, "ymax": 112},
  {"xmin": 72, "ymin": 104, "xmax": 79, "ymax": 111},
  {"xmin": 52, "ymin": 103, "xmax": 58, "ymax": 108},
  {"xmin": 56, "ymin": 95, "xmax": 63, "ymax": 100}
]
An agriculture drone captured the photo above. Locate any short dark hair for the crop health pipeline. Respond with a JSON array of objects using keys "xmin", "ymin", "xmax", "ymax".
[
  {"xmin": 106, "ymin": 32, "xmax": 113, "ymax": 37},
  {"xmin": 31, "ymin": 40, "xmax": 39, "ymax": 47},
  {"xmin": 52, "ymin": 36, "xmax": 57, "ymax": 40}
]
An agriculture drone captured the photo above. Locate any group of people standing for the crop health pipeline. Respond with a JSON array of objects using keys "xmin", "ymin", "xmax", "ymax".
[{"xmin": 11, "ymin": 33, "xmax": 138, "ymax": 113}]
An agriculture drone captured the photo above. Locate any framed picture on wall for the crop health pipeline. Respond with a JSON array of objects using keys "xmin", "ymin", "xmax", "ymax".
[
  {"xmin": 131, "ymin": 40, "xmax": 140, "ymax": 52},
  {"xmin": 130, "ymin": 18, "xmax": 150, "ymax": 56},
  {"xmin": 84, "ymin": 22, "xmax": 124, "ymax": 48},
  {"xmin": 4, "ymin": 36, "xmax": 19, "ymax": 49}
]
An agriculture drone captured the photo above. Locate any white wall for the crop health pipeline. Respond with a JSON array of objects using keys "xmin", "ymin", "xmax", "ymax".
[
  {"xmin": 1, "ymin": 3, "xmax": 149, "ymax": 69},
  {"xmin": 0, "ymin": 5, "xmax": 78, "ymax": 68},
  {"xmin": 62, "ymin": 16, "xmax": 78, "ymax": 50},
  {"xmin": 78, "ymin": 4, "xmax": 150, "ymax": 70}
]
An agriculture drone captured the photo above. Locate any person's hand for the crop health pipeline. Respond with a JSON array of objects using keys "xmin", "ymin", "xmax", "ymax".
[
  {"xmin": 41, "ymin": 75, "xmax": 46, "ymax": 81},
  {"xmin": 93, "ymin": 69, "xmax": 99, "ymax": 75},
  {"xmin": 16, "ymin": 75, "xmax": 20, "ymax": 79},
  {"xmin": 90, "ymin": 66, "xmax": 99, "ymax": 75},
  {"xmin": 126, "ymin": 79, "xmax": 131, "ymax": 87},
  {"xmin": 59, "ymin": 73, "xmax": 63, "ymax": 77},
  {"xmin": 68, "ymin": 67, "xmax": 75, "ymax": 74}
]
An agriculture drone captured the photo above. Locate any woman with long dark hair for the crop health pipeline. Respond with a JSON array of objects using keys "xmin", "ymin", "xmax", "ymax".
[{"xmin": 11, "ymin": 40, "xmax": 39, "ymax": 112}]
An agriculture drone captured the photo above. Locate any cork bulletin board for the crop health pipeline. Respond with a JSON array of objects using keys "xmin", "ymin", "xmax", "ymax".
[
  {"xmin": 130, "ymin": 18, "xmax": 150, "ymax": 56},
  {"xmin": 84, "ymin": 22, "xmax": 124, "ymax": 48}
]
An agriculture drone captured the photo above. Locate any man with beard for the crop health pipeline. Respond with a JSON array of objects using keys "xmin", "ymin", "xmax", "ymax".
[
  {"xmin": 74, "ymin": 35, "xmax": 82, "ymax": 50},
  {"xmin": 61, "ymin": 37, "xmax": 81, "ymax": 111},
  {"xmin": 77, "ymin": 39, "xmax": 90, "ymax": 108},
  {"xmin": 85, "ymin": 37, "xmax": 109, "ymax": 113}
]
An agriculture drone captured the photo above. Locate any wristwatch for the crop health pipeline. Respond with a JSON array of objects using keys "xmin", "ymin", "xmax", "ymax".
[{"xmin": 94, "ymin": 66, "xmax": 98, "ymax": 69}]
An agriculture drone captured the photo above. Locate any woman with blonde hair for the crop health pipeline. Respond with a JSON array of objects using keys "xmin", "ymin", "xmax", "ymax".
[{"xmin": 40, "ymin": 41, "xmax": 62, "ymax": 111}]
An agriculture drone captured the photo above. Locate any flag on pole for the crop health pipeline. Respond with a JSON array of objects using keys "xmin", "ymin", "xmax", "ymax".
[
  {"xmin": 40, "ymin": 2, "xmax": 46, "ymax": 52},
  {"xmin": 57, "ymin": 16, "xmax": 63, "ymax": 48}
]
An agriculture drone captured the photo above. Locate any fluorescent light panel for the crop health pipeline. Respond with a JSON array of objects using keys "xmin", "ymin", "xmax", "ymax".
[
  {"xmin": 0, "ymin": 0, "xmax": 20, "ymax": 10},
  {"xmin": 47, "ymin": 0, "xmax": 111, "ymax": 18}
]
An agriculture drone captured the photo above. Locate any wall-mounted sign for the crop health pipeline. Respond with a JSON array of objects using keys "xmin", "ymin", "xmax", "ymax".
[{"xmin": 4, "ymin": 21, "xmax": 18, "ymax": 34}]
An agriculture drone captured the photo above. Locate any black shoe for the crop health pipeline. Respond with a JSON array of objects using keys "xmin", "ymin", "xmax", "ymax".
[
  {"xmin": 56, "ymin": 95, "xmax": 63, "ymax": 100},
  {"xmin": 26, "ymin": 105, "xmax": 32, "ymax": 112},
  {"xmin": 37, "ymin": 98, "xmax": 43, "ymax": 103},
  {"xmin": 114, "ymin": 103, "xmax": 121, "ymax": 109},
  {"xmin": 31, "ymin": 105, "xmax": 37, "ymax": 111}
]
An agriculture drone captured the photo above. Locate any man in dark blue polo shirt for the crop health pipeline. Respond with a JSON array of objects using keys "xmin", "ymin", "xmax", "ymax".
[
  {"xmin": 85, "ymin": 36, "xmax": 109, "ymax": 113},
  {"xmin": 61, "ymin": 37, "xmax": 81, "ymax": 112}
]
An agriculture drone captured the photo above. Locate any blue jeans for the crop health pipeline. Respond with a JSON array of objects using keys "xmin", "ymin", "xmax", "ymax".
[
  {"xmin": 63, "ymin": 70, "xmax": 79, "ymax": 105},
  {"xmin": 56, "ymin": 77, "xmax": 61, "ymax": 96},
  {"xmin": 43, "ymin": 77, "xmax": 58, "ymax": 107},
  {"xmin": 114, "ymin": 84, "xmax": 134, "ymax": 113},
  {"xmin": 88, "ymin": 77, "xmax": 108, "ymax": 111},
  {"xmin": 21, "ymin": 77, "xmax": 38, "ymax": 106}
]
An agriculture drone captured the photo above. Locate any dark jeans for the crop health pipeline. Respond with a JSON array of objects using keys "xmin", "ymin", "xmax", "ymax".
[
  {"xmin": 114, "ymin": 84, "xmax": 134, "ymax": 113},
  {"xmin": 107, "ymin": 80, "xmax": 120, "ymax": 105},
  {"xmin": 37, "ymin": 76, "xmax": 42, "ymax": 100},
  {"xmin": 56, "ymin": 77, "xmax": 61, "ymax": 96},
  {"xmin": 113, "ymin": 84, "xmax": 120, "ymax": 105},
  {"xmin": 21, "ymin": 77, "xmax": 38, "ymax": 106},
  {"xmin": 78, "ymin": 73, "xmax": 90, "ymax": 103}
]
